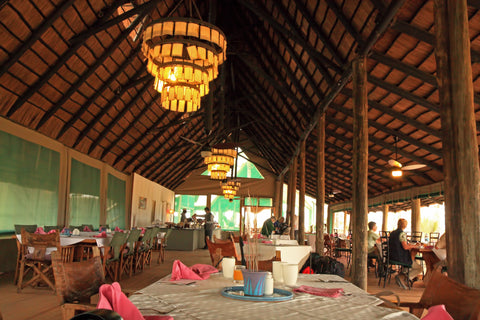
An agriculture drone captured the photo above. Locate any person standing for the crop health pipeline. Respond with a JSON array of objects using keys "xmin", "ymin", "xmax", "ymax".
[
  {"xmin": 200, "ymin": 207, "xmax": 215, "ymax": 248},
  {"xmin": 180, "ymin": 208, "xmax": 187, "ymax": 223}
]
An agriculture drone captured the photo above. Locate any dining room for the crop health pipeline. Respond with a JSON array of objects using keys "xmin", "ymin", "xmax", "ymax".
[{"xmin": 1, "ymin": 0, "xmax": 480, "ymax": 319}]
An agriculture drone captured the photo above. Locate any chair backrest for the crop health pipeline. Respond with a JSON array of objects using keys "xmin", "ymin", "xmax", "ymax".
[
  {"xmin": 14, "ymin": 224, "xmax": 37, "ymax": 234},
  {"xmin": 44, "ymin": 225, "xmax": 62, "ymax": 233},
  {"xmin": 206, "ymin": 236, "xmax": 239, "ymax": 267},
  {"xmin": 21, "ymin": 229, "xmax": 60, "ymax": 261},
  {"xmin": 379, "ymin": 235, "xmax": 389, "ymax": 265},
  {"xmin": 213, "ymin": 235, "xmax": 232, "ymax": 244},
  {"xmin": 429, "ymin": 232, "xmax": 440, "ymax": 244},
  {"xmin": 125, "ymin": 229, "xmax": 142, "ymax": 255},
  {"xmin": 419, "ymin": 271, "xmax": 480, "ymax": 320},
  {"xmin": 81, "ymin": 224, "xmax": 95, "ymax": 231},
  {"xmin": 379, "ymin": 231, "xmax": 390, "ymax": 237},
  {"xmin": 51, "ymin": 246, "xmax": 105, "ymax": 303},
  {"xmin": 407, "ymin": 232, "xmax": 422, "ymax": 243},
  {"xmin": 107, "ymin": 232, "xmax": 128, "ymax": 261}
]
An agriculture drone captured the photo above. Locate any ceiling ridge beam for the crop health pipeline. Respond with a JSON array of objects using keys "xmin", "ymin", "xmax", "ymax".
[
  {"xmin": 55, "ymin": 46, "xmax": 142, "ymax": 139},
  {"xmin": 0, "ymin": 0, "xmax": 78, "ymax": 78},
  {"xmin": 5, "ymin": 1, "xmax": 147, "ymax": 118}
]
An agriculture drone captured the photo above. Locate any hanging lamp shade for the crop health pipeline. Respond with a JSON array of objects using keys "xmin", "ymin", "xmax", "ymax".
[
  {"xmin": 221, "ymin": 179, "xmax": 241, "ymax": 200},
  {"xmin": 142, "ymin": 17, "xmax": 227, "ymax": 112},
  {"xmin": 204, "ymin": 147, "xmax": 237, "ymax": 180}
]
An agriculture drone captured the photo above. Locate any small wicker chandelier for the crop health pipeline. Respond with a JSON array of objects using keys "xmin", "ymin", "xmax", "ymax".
[
  {"xmin": 204, "ymin": 147, "xmax": 237, "ymax": 180},
  {"xmin": 221, "ymin": 179, "xmax": 241, "ymax": 200},
  {"xmin": 142, "ymin": 12, "xmax": 227, "ymax": 112}
]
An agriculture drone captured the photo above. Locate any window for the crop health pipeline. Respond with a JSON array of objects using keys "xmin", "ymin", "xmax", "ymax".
[
  {"xmin": 202, "ymin": 148, "xmax": 264, "ymax": 179},
  {"xmin": 174, "ymin": 195, "xmax": 207, "ymax": 222},
  {"xmin": 69, "ymin": 159, "xmax": 100, "ymax": 228},
  {"xmin": 210, "ymin": 195, "xmax": 240, "ymax": 230},
  {"xmin": 0, "ymin": 131, "xmax": 59, "ymax": 233},
  {"xmin": 106, "ymin": 174, "xmax": 126, "ymax": 229}
]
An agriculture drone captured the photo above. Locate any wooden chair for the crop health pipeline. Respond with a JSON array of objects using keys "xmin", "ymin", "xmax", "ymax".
[
  {"xmin": 206, "ymin": 235, "xmax": 240, "ymax": 268},
  {"xmin": 51, "ymin": 247, "xmax": 105, "ymax": 320},
  {"xmin": 379, "ymin": 231, "xmax": 390, "ymax": 237},
  {"xmin": 134, "ymin": 228, "xmax": 155, "ymax": 272},
  {"xmin": 429, "ymin": 232, "xmax": 440, "ymax": 245},
  {"xmin": 13, "ymin": 224, "xmax": 37, "ymax": 285},
  {"xmin": 323, "ymin": 234, "xmax": 334, "ymax": 257},
  {"xmin": 157, "ymin": 229, "xmax": 172, "ymax": 264},
  {"xmin": 378, "ymin": 235, "xmax": 412, "ymax": 290},
  {"xmin": 17, "ymin": 229, "xmax": 60, "ymax": 292},
  {"xmin": 213, "ymin": 235, "xmax": 232, "ymax": 244},
  {"xmin": 103, "ymin": 232, "xmax": 128, "ymax": 282},
  {"xmin": 407, "ymin": 232, "xmax": 422, "ymax": 243},
  {"xmin": 120, "ymin": 229, "xmax": 142, "ymax": 279},
  {"xmin": 400, "ymin": 271, "xmax": 480, "ymax": 320},
  {"xmin": 44, "ymin": 225, "xmax": 62, "ymax": 233}
]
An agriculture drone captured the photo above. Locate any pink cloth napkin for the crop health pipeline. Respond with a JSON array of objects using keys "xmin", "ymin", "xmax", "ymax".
[
  {"xmin": 94, "ymin": 231, "xmax": 107, "ymax": 238},
  {"xmin": 83, "ymin": 226, "xmax": 92, "ymax": 232},
  {"xmin": 140, "ymin": 227, "xmax": 146, "ymax": 235},
  {"xmin": 261, "ymin": 240, "xmax": 273, "ymax": 244},
  {"xmin": 97, "ymin": 282, "xmax": 172, "ymax": 320},
  {"xmin": 170, "ymin": 260, "xmax": 218, "ymax": 281},
  {"xmin": 34, "ymin": 227, "xmax": 46, "ymax": 234},
  {"xmin": 115, "ymin": 226, "xmax": 123, "ymax": 232},
  {"xmin": 293, "ymin": 285, "xmax": 344, "ymax": 298},
  {"xmin": 47, "ymin": 229, "xmax": 56, "ymax": 234},
  {"xmin": 421, "ymin": 305, "xmax": 454, "ymax": 320}
]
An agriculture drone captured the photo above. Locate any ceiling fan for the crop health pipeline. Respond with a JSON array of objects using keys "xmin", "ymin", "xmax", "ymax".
[
  {"xmin": 327, "ymin": 190, "xmax": 341, "ymax": 198},
  {"xmin": 388, "ymin": 136, "xmax": 426, "ymax": 177}
]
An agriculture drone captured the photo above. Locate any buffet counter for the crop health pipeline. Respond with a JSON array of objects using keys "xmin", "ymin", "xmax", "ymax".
[{"xmin": 159, "ymin": 228, "xmax": 222, "ymax": 251}]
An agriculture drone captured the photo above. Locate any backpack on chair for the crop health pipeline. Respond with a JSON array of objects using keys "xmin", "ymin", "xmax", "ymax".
[{"xmin": 300, "ymin": 253, "xmax": 346, "ymax": 278}]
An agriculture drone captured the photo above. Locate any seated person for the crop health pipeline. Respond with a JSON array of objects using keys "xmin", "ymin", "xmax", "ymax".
[
  {"xmin": 367, "ymin": 221, "xmax": 381, "ymax": 267},
  {"xmin": 261, "ymin": 216, "xmax": 276, "ymax": 237},
  {"xmin": 389, "ymin": 218, "xmax": 422, "ymax": 288},
  {"xmin": 274, "ymin": 217, "xmax": 288, "ymax": 234}
]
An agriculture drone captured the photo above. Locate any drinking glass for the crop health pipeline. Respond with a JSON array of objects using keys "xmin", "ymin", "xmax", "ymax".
[
  {"xmin": 282, "ymin": 263, "xmax": 298, "ymax": 286},
  {"xmin": 222, "ymin": 257, "xmax": 236, "ymax": 279},
  {"xmin": 233, "ymin": 265, "xmax": 245, "ymax": 283}
]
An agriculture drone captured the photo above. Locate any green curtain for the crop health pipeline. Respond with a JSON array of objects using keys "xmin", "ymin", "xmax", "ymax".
[
  {"xmin": 106, "ymin": 174, "xmax": 126, "ymax": 229},
  {"xmin": 69, "ymin": 159, "xmax": 100, "ymax": 229},
  {"xmin": 0, "ymin": 131, "xmax": 59, "ymax": 233}
]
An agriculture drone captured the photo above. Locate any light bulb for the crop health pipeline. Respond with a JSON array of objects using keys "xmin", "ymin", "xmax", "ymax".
[{"xmin": 391, "ymin": 169, "xmax": 403, "ymax": 177}]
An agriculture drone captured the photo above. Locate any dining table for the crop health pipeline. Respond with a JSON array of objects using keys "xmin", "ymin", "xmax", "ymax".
[
  {"xmin": 129, "ymin": 272, "xmax": 419, "ymax": 319},
  {"xmin": 411, "ymin": 246, "xmax": 440, "ymax": 285}
]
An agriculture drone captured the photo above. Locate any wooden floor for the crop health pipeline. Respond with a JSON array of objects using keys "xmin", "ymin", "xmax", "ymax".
[{"xmin": 0, "ymin": 250, "xmax": 425, "ymax": 320}]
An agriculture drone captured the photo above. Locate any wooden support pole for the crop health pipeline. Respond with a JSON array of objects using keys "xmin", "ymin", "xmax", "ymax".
[
  {"xmin": 298, "ymin": 141, "xmax": 306, "ymax": 245},
  {"xmin": 351, "ymin": 56, "xmax": 369, "ymax": 290},
  {"xmin": 411, "ymin": 199, "xmax": 421, "ymax": 233},
  {"xmin": 434, "ymin": 0, "xmax": 480, "ymax": 288},
  {"xmin": 273, "ymin": 175, "xmax": 284, "ymax": 219},
  {"xmin": 382, "ymin": 205, "xmax": 389, "ymax": 232},
  {"xmin": 344, "ymin": 212, "xmax": 349, "ymax": 236},
  {"xmin": 288, "ymin": 159, "xmax": 298, "ymax": 239},
  {"xmin": 316, "ymin": 114, "xmax": 326, "ymax": 255}
]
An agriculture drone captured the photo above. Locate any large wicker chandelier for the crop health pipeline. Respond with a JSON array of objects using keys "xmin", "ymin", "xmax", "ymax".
[
  {"xmin": 221, "ymin": 179, "xmax": 241, "ymax": 200},
  {"xmin": 204, "ymin": 147, "xmax": 237, "ymax": 180},
  {"xmin": 142, "ymin": 16, "xmax": 227, "ymax": 112}
]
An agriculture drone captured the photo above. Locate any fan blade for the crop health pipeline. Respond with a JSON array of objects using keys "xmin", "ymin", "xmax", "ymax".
[
  {"xmin": 402, "ymin": 164, "xmax": 427, "ymax": 171},
  {"xmin": 388, "ymin": 159, "xmax": 402, "ymax": 168},
  {"xmin": 180, "ymin": 136, "xmax": 203, "ymax": 146}
]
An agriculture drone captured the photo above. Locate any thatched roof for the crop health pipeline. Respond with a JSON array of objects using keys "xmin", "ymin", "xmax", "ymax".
[{"xmin": 1, "ymin": 0, "xmax": 479, "ymax": 202}]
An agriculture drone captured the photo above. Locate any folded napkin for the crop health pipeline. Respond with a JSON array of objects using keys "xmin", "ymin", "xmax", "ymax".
[
  {"xmin": 34, "ymin": 227, "xmax": 46, "ymax": 234},
  {"xmin": 293, "ymin": 285, "xmax": 344, "ymax": 298},
  {"xmin": 170, "ymin": 260, "xmax": 218, "ymax": 281},
  {"xmin": 421, "ymin": 305, "xmax": 453, "ymax": 320},
  {"xmin": 47, "ymin": 229, "xmax": 56, "ymax": 234},
  {"xmin": 98, "ymin": 282, "xmax": 173, "ymax": 320},
  {"xmin": 60, "ymin": 227, "xmax": 70, "ymax": 235},
  {"xmin": 261, "ymin": 240, "xmax": 273, "ymax": 244},
  {"xmin": 115, "ymin": 226, "xmax": 123, "ymax": 232},
  {"xmin": 83, "ymin": 226, "xmax": 92, "ymax": 232},
  {"xmin": 140, "ymin": 227, "xmax": 146, "ymax": 235},
  {"xmin": 94, "ymin": 231, "xmax": 107, "ymax": 238}
]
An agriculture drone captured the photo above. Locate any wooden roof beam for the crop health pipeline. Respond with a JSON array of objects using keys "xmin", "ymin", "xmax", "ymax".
[
  {"xmin": 325, "ymin": 0, "xmax": 364, "ymax": 45},
  {"xmin": 391, "ymin": 20, "xmax": 480, "ymax": 63},
  {"xmin": 367, "ymin": 74, "xmax": 440, "ymax": 113},
  {"xmin": 71, "ymin": 67, "xmax": 145, "ymax": 148},
  {"xmin": 87, "ymin": 79, "xmax": 153, "ymax": 154},
  {"xmin": 331, "ymin": 102, "xmax": 442, "ymax": 157},
  {"xmin": 279, "ymin": 0, "xmax": 407, "ymax": 177},
  {"xmin": 237, "ymin": 0, "xmax": 341, "ymax": 77},
  {"xmin": 120, "ymin": 113, "xmax": 184, "ymax": 171},
  {"xmin": 99, "ymin": 92, "xmax": 159, "ymax": 159},
  {"xmin": 55, "ymin": 46, "xmax": 142, "ymax": 139},
  {"xmin": 5, "ymin": 1, "xmax": 148, "ymax": 118},
  {"xmin": 0, "ymin": 0, "xmax": 78, "ymax": 78},
  {"xmin": 36, "ymin": 24, "xmax": 146, "ymax": 130},
  {"xmin": 341, "ymin": 88, "xmax": 441, "ymax": 138}
]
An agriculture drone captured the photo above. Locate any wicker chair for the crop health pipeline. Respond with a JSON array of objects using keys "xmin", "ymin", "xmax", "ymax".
[
  {"xmin": 51, "ymin": 247, "xmax": 105, "ymax": 320},
  {"xmin": 13, "ymin": 224, "xmax": 37, "ymax": 285}
]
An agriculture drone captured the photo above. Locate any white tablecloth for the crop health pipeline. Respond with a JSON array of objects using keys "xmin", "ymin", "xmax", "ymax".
[
  {"xmin": 16, "ymin": 234, "xmax": 111, "ymax": 254},
  {"xmin": 271, "ymin": 234, "xmax": 291, "ymax": 240},
  {"xmin": 130, "ymin": 273, "xmax": 419, "ymax": 320}
]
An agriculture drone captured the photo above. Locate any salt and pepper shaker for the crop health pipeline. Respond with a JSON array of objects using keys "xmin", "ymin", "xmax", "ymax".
[{"xmin": 264, "ymin": 272, "xmax": 274, "ymax": 296}]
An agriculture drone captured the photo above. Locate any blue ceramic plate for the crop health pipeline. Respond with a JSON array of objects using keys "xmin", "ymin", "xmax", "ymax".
[{"xmin": 221, "ymin": 286, "xmax": 293, "ymax": 302}]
